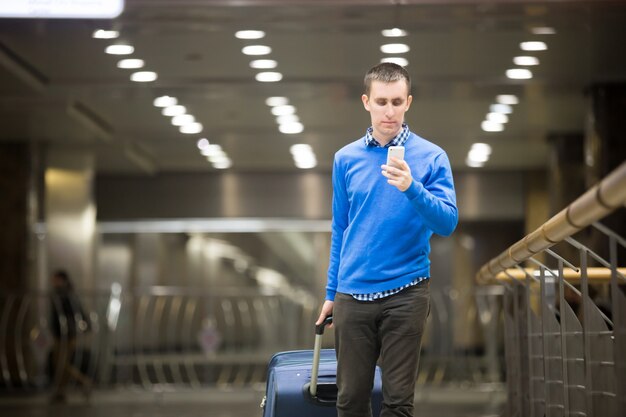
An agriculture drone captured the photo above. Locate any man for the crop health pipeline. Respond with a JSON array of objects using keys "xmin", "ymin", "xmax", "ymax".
[{"xmin": 316, "ymin": 62, "xmax": 458, "ymax": 417}]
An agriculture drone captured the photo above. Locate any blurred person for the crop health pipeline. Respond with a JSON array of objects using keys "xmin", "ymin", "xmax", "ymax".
[
  {"xmin": 316, "ymin": 62, "xmax": 458, "ymax": 417},
  {"xmin": 49, "ymin": 269, "xmax": 92, "ymax": 402}
]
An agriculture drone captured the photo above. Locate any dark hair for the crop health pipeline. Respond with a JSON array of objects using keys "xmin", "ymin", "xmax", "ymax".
[{"xmin": 364, "ymin": 62, "xmax": 411, "ymax": 96}]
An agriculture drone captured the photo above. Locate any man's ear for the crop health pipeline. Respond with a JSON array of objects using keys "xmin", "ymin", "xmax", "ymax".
[
  {"xmin": 406, "ymin": 95, "xmax": 413, "ymax": 111},
  {"xmin": 361, "ymin": 94, "xmax": 370, "ymax": 111}
]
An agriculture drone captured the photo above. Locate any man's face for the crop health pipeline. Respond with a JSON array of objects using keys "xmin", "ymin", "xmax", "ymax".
[{"xmin": 362, "ymin": 79, "xmax": 412, "ymax": 144}]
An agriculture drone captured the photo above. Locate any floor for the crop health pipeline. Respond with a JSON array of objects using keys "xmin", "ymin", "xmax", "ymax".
[{"xmin": 0, "ymin": 384, "xmax": 506, "ymax": 417}]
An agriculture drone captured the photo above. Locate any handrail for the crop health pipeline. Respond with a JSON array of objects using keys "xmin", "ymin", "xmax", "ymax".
[
  {"xmin": 495, "ymin": 267, "xmax": 626, "ymax": 283},
  {"xmin": 476, "ymin": 161, "xmax": 626, "ymax": 283}
]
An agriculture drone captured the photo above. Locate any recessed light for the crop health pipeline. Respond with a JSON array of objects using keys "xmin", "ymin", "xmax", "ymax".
[
  {"xmin": 105, "ymin": 44, "xmax": 134, "ymax": 55},
  {"xmin": 197, "ymin": 138, "xmax": 210, "ymax": 150},
  {"xmin": 381, "ymin": 28, "xmax": 408, "ymax": 37},
  {"xmin": 486, "ymin": 112, "xmax": 509, "ymax": 124},
  {"xmin": 235, "ymin": 30, "xmax": 265, "ymax": 40},
  {"xmin": 255, "ymin": 72, "xmax": 283, "ymax": 82},
  {"xmin": 271, "ymin": 105, "xmax": 296, "ymax": 116},
  {"xmin": 490, "ymin": 104, "xmax": 513, "ymax": 114},
  {"xmin": 130, "ymin": 71, "xmax": 157, "ymax": 82},
  {"xmin": 290, "ymin": 144, "xmax": 313, "ymax": 155},
  {"xmin": 380, "ymin": 43, "xmax": 410, "ymax": 54},
  {"xmin": 154, "ymin": 96, "xmax": 177, "ymax": 107},
  {"xmin": 506, "ymin": 68, "xmax": 533, "ymax": 79},
  {"xmin": 213, "ymin": 159, "xmax": 232, "ymax": 169},
  {"xmin": 179, "ymin": 123, "xmax": 203, "ymax": 134},
  {"xmin": 242, "ymin": 45, "xmax": 271, "ymax": 56},
  {"xmin": 171, "ymin": 114, "xmax": 196, "ymax": 126},
  {"xmin": 520, "ymin": 41, "xmax": 547, "ymax": 51},
  {"xmin": 481, "ymin": 120, "xmax": 504, "ymax": 132},
  {"xmin": 162, "ymin": 105, "xmax": 187, "ymax": 117},
  {"xmin": 250, "ymin": 59, "xmax": 278, "ymax": 69},
  {"xmin": 531, "ymin": 27, "xmax": 556, "ymax": 35},
  {"xmin": 276, "ymin": 114, "xmax": 300, "ymax": 125},
  {"xmin": 117, "ymin": 58, "xmax": 144, "ymax": 69},
  {"xmin": 471, "ymin": 143, "xmax": 492, "ymax": 155},
  {"xmin": 380, "ymin": 57, "xmax": 409, "ymax": 67},
  {"xmin": 513, "ymin": 56, "xmax": 539, "ymax": 66},
  {"xmin": 496, "ymin": 95, "xmax": 519, "ymax": 105},
  {"xmin": 279, "ymin": 122, "xmax": 304, "ymax": 134},
  {"xmin": 465, "ymin": 157, "xmax": 485, "ymax": 168},
  {"xmin": 266, "ymin": 97, "xmax": 289, "ymax": 107},
  {"xmin": 93, "ymin": 29, "xmax": 119, "ymax": 39}
]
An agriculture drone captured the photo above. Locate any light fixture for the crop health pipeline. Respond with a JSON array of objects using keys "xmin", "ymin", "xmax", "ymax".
[
  {"xmin": 291, "ymin": 144, "xmax": 317, "ymax": 169},
  {"xmin": 486, "ymin": 112, "xmax": 509, "ymax": 124},
  {"xmin": 171, "ymin": 114, "xmax": 196, "ymax": 126},
  {"xmin": 465, "ymin": 157, "xmax": 485, "ymax": 168},
  {"xmin": 520, "ymin": 41, "xmax": 547, "ymax": 51},
  {"xmin": 162, "ymin": 105, "xmax": 187, "ymax": 117},
  {"xmin": 513, "ymin": 56, "xmax": 539, "ymax": 66},
  {"xmin": 235, "ymin": 30, "xmax": 265, "ymax": 40},
  {"xmin": 179, "ymin": 123, "xmax": 203, "ymax": 134},
  {"xmin": 380, "ymin": 57, "xmax": 409, "ymax": 67},
  {"xmin": 290, "ymin": 144, "xmax": 312, "ymax": 154},
  {"xmin": 93, "ymin": 29, "xmax": 119, "ymax": 39},
  {"xmin": 266, "ymin": 97, "xmax": 289, "ymax": 107},
  {"xmin": 490, "ymin": 104, "xmax": 513, "ymax": 114},
  {"xmin": 213, "ymin": 159, "xmax": 232, "ymax": 169},
  {"xmin": 496, "ymin": 95, "xmax": 519, "ymax": 105},
  {"xmin": 242, "ymin": 45, "xmax": 272, "ymax": 56},
  {"xmin": 506, "ymin": 68, "xmax": 533, "ymax": 79},
  {"xmin": 279, "ymin": 122, "xmax": 304, "ymax": 134},
  {"xmin": 380, "ymin": 43, "xmax": 410, "ymax": 54},
  {"xmin": 271, "ymin": 105, "xmax": 296, "ymax": 116},
  {"xmin": 117, "ymin": 58, "xmax": 144, "ymax": 69},
  {"xmin": 481, "ymin": 120, "xmax": 504, "ymax": 132},
  {"xmin": 154, "ymin": 96, "xmax": 177, "ymax": 107},
  {"xmin": 202, "ymin": 144, "xmax": 224, "ymax": 157},
  {"xmin": 276, "ymin": 114, "xmax": 300, "ymax": 125},
  {"xmin": 530, "ymin": 27, "xmax": 556, "ymax": 35},
  {"xmin": 130, "ymin": 71, "xmax": 157, "ymax": 82},
  {"xmin": 381, "ymin": 28, "xmax": 408, "ymax": 37},
  {"xmin": 197, "ymin": 138, "xmax": 210, "ymax": 150},
  {"xmin": 255, "ymin": 72, "xmax": 283, "ymax": 82},
  {"xmin": 471, "ymin": 143, "xmax": 492, "ymax": 156},
  {"xmin": 105, "ymin": 44, "xmax": 134, "ymax": 55},
  {"xmin": 250, "ymin": 59, "xmax": 278, "ymax": 69}
]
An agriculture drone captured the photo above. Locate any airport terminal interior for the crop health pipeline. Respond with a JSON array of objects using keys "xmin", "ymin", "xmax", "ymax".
[{"xmin": 1, "ymin": 1, "xmax": 625, "ymax": 416}]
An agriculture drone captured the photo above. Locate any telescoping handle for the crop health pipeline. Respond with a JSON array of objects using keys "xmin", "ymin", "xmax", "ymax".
[{"xmin": 310, "ymin": 316, "xmax": 333, "ymax": 397}]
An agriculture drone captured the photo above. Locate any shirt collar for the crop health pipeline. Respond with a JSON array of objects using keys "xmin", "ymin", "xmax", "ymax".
[{"xmin": 364, "ymin": 123, "xmax": 410, "ymax": 148}]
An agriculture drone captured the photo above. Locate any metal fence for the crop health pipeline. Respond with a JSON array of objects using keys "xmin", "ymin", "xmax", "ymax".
[{"xmin": 477, "ymin": 162, "xmax": 626, "ymax": 417}]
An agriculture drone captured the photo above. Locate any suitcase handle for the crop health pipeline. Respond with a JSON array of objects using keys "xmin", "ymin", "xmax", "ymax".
[{"xmin": 310, "ymin": 316, "xmax": 333, "ymax": 397}]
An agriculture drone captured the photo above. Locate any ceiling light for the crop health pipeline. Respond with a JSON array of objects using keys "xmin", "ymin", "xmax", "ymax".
[
  {"xmin": 481, "ymin": 120, "xmax": 504, "ymax": 132},
  {"xmin": 117, "ymin": 58, "xmax": 144, "ymax": 69},
  {"xmin": 162, "ymin": 105, "xmax": 187, "ymax": 117},
  {"xmin": 486, "ymin": 112, "xmax": 509, "ymax": 124},
  {"xmin": 266, "ymin": 97, "xmax": 289, "ymax": 107},
  {"xmin": 276, "ymin": 114, "xmax": 300, "ymax": 125},
  {"xmin": 290, "ymin": 144, "xmax": 313, "ymax": 155},
  {"xmin": 496, "ymin": 95, "xmax": 519, "ymax": 105},
  {"xmin": 513, "ymin": 56, "xmax": 539, "ymax": 66},
  {"xmin": 381, "ymin": 57, "xmax": 409, "ymax": 67},
  {"xmin": 279, "ymin": 122, "xmax": 304, "ymax": 134},
  {"xmin": 202, "ymin": 145, "xmax": 224, "ymax": 157},
  {"xmin": 520, "ymin": 41, "xmax": 547, "ymax": 51},
  {"xmin": 490, "ymin": 103, "xmax": 513, "ymax": 114},
  {"xmin": 213, "ymin": 159, "xmax": 232, "ymax": 169},
  {"xmin": 531, "ymin": 27, "xmax": 556, "ymax": 35},
  {"xmin": 105, "ymin": 44, "xmax": 134, "ymax": 55},
  {"xmin": 235, "ymin": 30, "xmax": 265, "ymax": 40},
  {"xmin": 197, "ymin": 138, "xmax": 210, "ymax": 150},
  {"xmin": 93, "ymin": 29, "xmax": 119, "ymax": 39},
  {"xmin": 154, "ymin": 96, "xmax": 177, "ymax": 107},
  {"xmin": 255, "ymin": 72, "xmax": 283, "ymax": 82},
  {"xmin": 271, "ymin": 105, "xmax": 296, "ymax": 116},
  {"xmin": 468, "ymin": 149, "xmax": 489, "ymax": 163},
  {"xmin": 381, "ymin": 28, "xmax": 408, "ymax": 37},
  {"xmin": 380, "ymin": 43, "xmax": 410, "ymax": 54},
  {"xmin": 171, "ymin": 114, "xmax": 196, "ymax": 126},
  {"xmin": 208, "ymin": 153, "xmax": 227, "ymax": 163},
  {"xmin": 294, "ymin": 153, "xmax": 317, "ymax": 169},
  {"xmin": 242, "ymin": 45, "xmax": 271, "ymax": 56},
  {"xmin": 250, "ymin": 59, "xmax": 277, "ymax": 69},
  {"xmin": 179, "ymin": 123, "xmax": 203, "ymax": 134},
  {"xmin": 471, "ymin": 143, "xmax": 492, "ymax": 155},
  {"xmin": 506, "ymin": 68, "xmax": 533, "ymax": 79},
  {"xmin": 465, "ymin": 157, "xmax": 485, "ymax": 168},
  {"xmin": 130, "ymin": 71, "xmax": 157, "ymax": 82}
]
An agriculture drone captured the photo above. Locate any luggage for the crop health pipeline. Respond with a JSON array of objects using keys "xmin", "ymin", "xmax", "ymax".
[{"xmin": 261, "ymin": 317, "xmax": 383, "ymax": 417}]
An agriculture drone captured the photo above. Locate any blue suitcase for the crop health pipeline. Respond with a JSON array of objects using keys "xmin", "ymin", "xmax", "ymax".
[{"xmin": 261, "ymin": 317, "xmax": 383, "ymax": 417}]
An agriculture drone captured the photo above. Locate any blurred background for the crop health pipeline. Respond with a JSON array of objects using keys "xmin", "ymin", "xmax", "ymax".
[{"xmin": 0, "ymin": 1, "xmax": 625, "ymax": 416}]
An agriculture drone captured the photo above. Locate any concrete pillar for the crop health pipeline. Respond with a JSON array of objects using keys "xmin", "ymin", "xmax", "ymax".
[{"xmin": 44, "ymin": 149, "xmax": 96, "ymax": 291}]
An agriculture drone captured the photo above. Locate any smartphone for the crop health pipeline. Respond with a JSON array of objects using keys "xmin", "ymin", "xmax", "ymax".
[{"xmin": 386, "ymin": 146, "xmax": 405, "ymax": 168}]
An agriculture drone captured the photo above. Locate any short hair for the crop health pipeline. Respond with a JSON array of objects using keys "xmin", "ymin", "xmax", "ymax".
[{"xmin": 364, "ymin": 62, "xmax": 411, "ymax": 96}]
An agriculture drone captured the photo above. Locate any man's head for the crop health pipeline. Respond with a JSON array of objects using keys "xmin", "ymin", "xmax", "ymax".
[
  {"xmin": 364, "ymin": 62, "xmax": 411, "ymax": 97},
  {"xmin": 362, "ymin": 63, "xmax": 413, "ymax": 145}
]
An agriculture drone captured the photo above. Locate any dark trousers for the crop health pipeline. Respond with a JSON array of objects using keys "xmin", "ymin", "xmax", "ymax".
[{"xmin": 333, "ymin": 280, "xmax": 430, "ymax": 417}]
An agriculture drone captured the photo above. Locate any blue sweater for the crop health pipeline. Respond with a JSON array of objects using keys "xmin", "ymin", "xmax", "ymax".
[{"xmin": 326, "ymin": 132, "xmax": 458, "ymax": 301}]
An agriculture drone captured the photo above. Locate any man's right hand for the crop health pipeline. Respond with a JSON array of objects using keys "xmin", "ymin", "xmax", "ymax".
[{"xmin": 315, "ymin": 300, "xmax": 335, "ymax": 328}]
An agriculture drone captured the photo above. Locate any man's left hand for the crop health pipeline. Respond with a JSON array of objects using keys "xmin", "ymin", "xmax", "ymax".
[{"xmin": 381, "ymin": 157, "xmax": 413, "ymax": 192}]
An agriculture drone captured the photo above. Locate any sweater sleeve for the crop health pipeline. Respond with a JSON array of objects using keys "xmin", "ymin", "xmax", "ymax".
[
  {"xmin": 326, "ymin": 156, "xmax": 349, "ymax": 301},
  {"xmin": 403, "ymin": 152, "xmax": 458, "ymax": 237}
]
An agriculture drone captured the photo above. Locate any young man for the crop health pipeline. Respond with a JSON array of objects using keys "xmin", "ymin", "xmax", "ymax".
[{"xmin": 316, "ymin": 63, "xmax": 458, "ymax": 417}]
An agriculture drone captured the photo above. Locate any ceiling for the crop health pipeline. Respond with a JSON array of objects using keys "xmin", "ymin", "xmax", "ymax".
[{"xmin": 0, "ymin": 0, "xmax": 625, "ymax": 176}]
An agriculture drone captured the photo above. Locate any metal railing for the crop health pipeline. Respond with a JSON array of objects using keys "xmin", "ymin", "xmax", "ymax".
[
  {"xmin": 476, "ymin": 161, "xmax": 626, "ymax": 417},
  {"xmin": 0, "ymin": 283, "xmax": 505, "ymax": 397}
]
